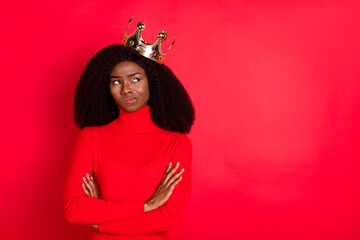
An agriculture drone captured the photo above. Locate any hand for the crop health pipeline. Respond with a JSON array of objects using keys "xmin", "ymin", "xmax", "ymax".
[
  {"xmin": 82, "ymin": 173, "xmax": 99, "ymax": 199},
  {"xmin": 144, "ymin": 162, "xmax": 184, "ymax": 212},
  {"xmin": 81, "ymin": 173, "xmax": 99, "ymax": 231}
]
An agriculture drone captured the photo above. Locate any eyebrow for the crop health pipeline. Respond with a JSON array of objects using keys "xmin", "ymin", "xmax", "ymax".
[{"xmin": 110, "ymin": 72, "xmax": 141, "ymax": 79}]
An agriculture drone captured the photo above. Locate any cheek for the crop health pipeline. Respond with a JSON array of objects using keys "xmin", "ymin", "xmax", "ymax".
[
  {"xmin": 140, "ymin": 80, "xmax": 150, "ymax": 97},
  {"xmin": 109, "ymin": 86, "xmax": 120, "ymax": 99},
  {"xmin": 140, "ymin": 86, "xmax": 150, "ymax": 99}
]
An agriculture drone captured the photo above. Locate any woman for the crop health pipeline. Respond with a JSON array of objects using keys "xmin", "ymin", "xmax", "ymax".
[{"xmin": 62, "ymin": 27, "xmax": 195, "ymax": 239}]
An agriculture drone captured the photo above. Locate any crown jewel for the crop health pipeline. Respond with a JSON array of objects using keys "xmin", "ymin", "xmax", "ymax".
[{"xmin": 120, "ymin": 16, "xmax": 176, "ymax": 64}]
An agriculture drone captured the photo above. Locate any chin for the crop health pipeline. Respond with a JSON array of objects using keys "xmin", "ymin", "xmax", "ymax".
[{"xmin": 119, "ymin": 105, "xmax": 141, "ymax": 113}]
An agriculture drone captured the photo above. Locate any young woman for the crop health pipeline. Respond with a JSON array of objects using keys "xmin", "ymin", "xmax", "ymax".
[{"xmin": 63, "ymin": 34, "xmax": 195, "ymax": 239}]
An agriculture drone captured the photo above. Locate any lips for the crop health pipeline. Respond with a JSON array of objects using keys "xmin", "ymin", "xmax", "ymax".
[{"xmin": 125, "ymin": 97, "xmax": 137, "ymax": 104}]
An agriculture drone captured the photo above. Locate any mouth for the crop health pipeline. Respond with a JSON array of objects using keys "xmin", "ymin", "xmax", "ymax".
[{"xmin": 124, "ymin": 97, "xmax": 137, "ymax": 104}]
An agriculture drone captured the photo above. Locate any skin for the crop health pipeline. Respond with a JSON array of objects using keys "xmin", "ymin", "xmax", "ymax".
[
  {"xmin": 82, "ymin": 162, "xmax": 184, "ymax": 231},
  {"xmin": 109, "ymin": 61, "xmax": 150, "ymax": 113},
  {"xmin": 81, "ymin": 61, "xmax": 185, "ymax": 232}
]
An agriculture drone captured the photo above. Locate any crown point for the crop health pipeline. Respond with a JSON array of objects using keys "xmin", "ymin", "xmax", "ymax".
[
  {"xmin": 137, "ymin": 22, "xmax": 145, "ymax": 30},
  {"xmin": 158, "ymin": 31, "xmax": 167, "ymax": 41}
]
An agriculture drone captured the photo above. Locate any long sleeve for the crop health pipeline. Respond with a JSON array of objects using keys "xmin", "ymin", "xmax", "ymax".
[
  {"xmin": 97, "ymin": 134, "xmax": 193, "ymax": 235},
  {"xmin": 63, "ymin": 127, "xmax": 144, "ymax": 224}
]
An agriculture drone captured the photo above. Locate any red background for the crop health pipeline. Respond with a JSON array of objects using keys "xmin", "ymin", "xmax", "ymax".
[{"xmin": 1, "ymin": 0, "xmax": 359, "ymax": 239}]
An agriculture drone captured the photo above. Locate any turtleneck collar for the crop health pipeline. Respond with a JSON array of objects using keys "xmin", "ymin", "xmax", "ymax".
[{"xmin": 111, "ymin": 105, "xmax": 161, "ymax": 133}]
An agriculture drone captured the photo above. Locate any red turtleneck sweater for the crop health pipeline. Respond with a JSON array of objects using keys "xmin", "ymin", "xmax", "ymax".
[{"xmin": 63, "ymin": 105, "xmax": 192, "ymax": 239}]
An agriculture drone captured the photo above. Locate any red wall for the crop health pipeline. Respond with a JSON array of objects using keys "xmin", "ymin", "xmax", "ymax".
[{"xmin": 1, "ymin": 0, "xmax": 359, "ymax": 239}]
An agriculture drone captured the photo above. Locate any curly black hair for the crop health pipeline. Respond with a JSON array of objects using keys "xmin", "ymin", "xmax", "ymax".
[{"xmin": 74, "ymin": 44, "xmax": 195, "ymax": 133}]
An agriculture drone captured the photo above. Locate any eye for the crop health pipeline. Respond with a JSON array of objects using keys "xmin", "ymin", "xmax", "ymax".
[
  {"xmin": 112, "ymin": 80, "xmax": 121, "ymax": 85},
  {"xmin": 131, "ymin": 78, "xmax": 140, "ymax": 83}
]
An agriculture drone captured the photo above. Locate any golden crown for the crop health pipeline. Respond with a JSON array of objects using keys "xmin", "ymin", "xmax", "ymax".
[{"xmin": 120, "ymin": 16, "xmax": 176, "ymax": 64}]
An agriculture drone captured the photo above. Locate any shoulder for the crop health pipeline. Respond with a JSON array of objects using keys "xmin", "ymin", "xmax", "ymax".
[
  {"xmin": 177, "ymin": 133, "xmax": 192, "ymax": 147},
  {"xmin": 170, "ymin": 132, "xmax": 192, "ymax": 153},
  {"xmin": 75, "ymin": 126, "xmax": 100, "ymax": 141},
  {"xmin": 78, "ymin": 126, "xmax": 94, "ymax": 137},
  {"xmin": 168, "ymin": 133, "xmax": 193, "ymax": 168}
]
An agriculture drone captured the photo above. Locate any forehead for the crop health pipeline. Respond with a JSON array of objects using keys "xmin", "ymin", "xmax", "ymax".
[{"xmin": 111, "ymin": 61, "xmax": 144, "ymax": 75}]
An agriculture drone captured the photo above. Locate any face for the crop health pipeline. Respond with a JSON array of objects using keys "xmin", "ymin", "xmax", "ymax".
[{"xmin": 109, "ymin": 61, "xmax": 150, "ymax": 113}]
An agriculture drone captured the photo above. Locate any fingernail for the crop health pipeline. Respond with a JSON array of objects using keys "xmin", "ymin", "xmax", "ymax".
[
  {"xmin": 86, "ymin": 173, "xmax": 90, "ymax": 178},
  {"xmin": 83, "ymin": 177, "xmax": 86, "ymax": 181},
  {"xmin": 91, "ymin": 176, "xmax": 93, "ymax": 180},
  {"xmin": 82, "ymin": 183, "xmax": 85, "ymax": 187},
  {"xmin": 176, "ymin": 162, "xmax": 180, "ymax": 166},
  {"xmin": 181, "ymin": 168, "xmax": 185, "ymax": 171},
  {"xmin": 169, "ymin": 162, "xmax": 172, "ymax": 165}
]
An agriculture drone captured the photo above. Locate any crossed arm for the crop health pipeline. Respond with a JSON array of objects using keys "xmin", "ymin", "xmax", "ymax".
[
  {"xmin": 82, "ymin": 159, "xmax": 191, "ymax": 235},
  {"xmin": 63, "ymin": 127, "xmax": 192, "ymax": 235},
  {"xmin": 63, "ymin": 127, "xmax": 144, "ymax": 224}
]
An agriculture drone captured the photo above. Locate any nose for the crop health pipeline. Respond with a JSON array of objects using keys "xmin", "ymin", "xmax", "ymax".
[{"xmin": 121, "ymin": 81, "xmax": 132, "ymax": 95}]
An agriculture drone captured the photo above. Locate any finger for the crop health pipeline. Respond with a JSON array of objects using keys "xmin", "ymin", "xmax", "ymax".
[
  {"xmin": 168, "ymin": 176, "xmax": 182, "ymax": 190},
  {"xmin": 91, "ymin": 178, "xmax": 98, "ymax": 196},
  {"xmin": 87, "ymin": 173, "xmax": 97, "ymax": 191},
  {"xmin": 164, "ymin": 162, "xmax": 180, "ymax": 183},
  {"xmin": 161, "ymin": 162, "xmax": 172, "ymax": 182},
  {"xmin": 86, "ymin": 173, "xmax": 91, "ymax": 181},
  {"xmin": 163, "ymin": 162, "xmax": 180, "ymax": 184},
  {"xmin": 172, "ymin": 168, "xmax": 185, "ymax": 180},
  {"xmin": 166, "ymin": 168, "xmax": 185, "ymax": 187},
  {"xmin": 164, "ymin": 177, "xmax": 183, "ymax": 200},
  {"xmin": 170, "ymin": 162, "xmax": 180, "ymax": 175},
  {"xmin": 83, "ymin": 176, "xmax": 94, "ymax": 195},
  {"xmin": 87, "ymin": 179, "xmax": 95, "ymax": 196},
  {"xmin": 165, "ymin": 162, "xmax": 172, "ymax": 173},
  {"xmin": 82, "ymin": 183, "xmax": 91, "ymax": 196},
  {"xmin": 83, "ymin": 176, "xmax": 94, "ymax": 196}
]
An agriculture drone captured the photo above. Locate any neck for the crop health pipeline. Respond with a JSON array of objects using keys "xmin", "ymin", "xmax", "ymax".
[{"xmin": 112, "ymin": 105, "xmax": 160, "ymax": 132}]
